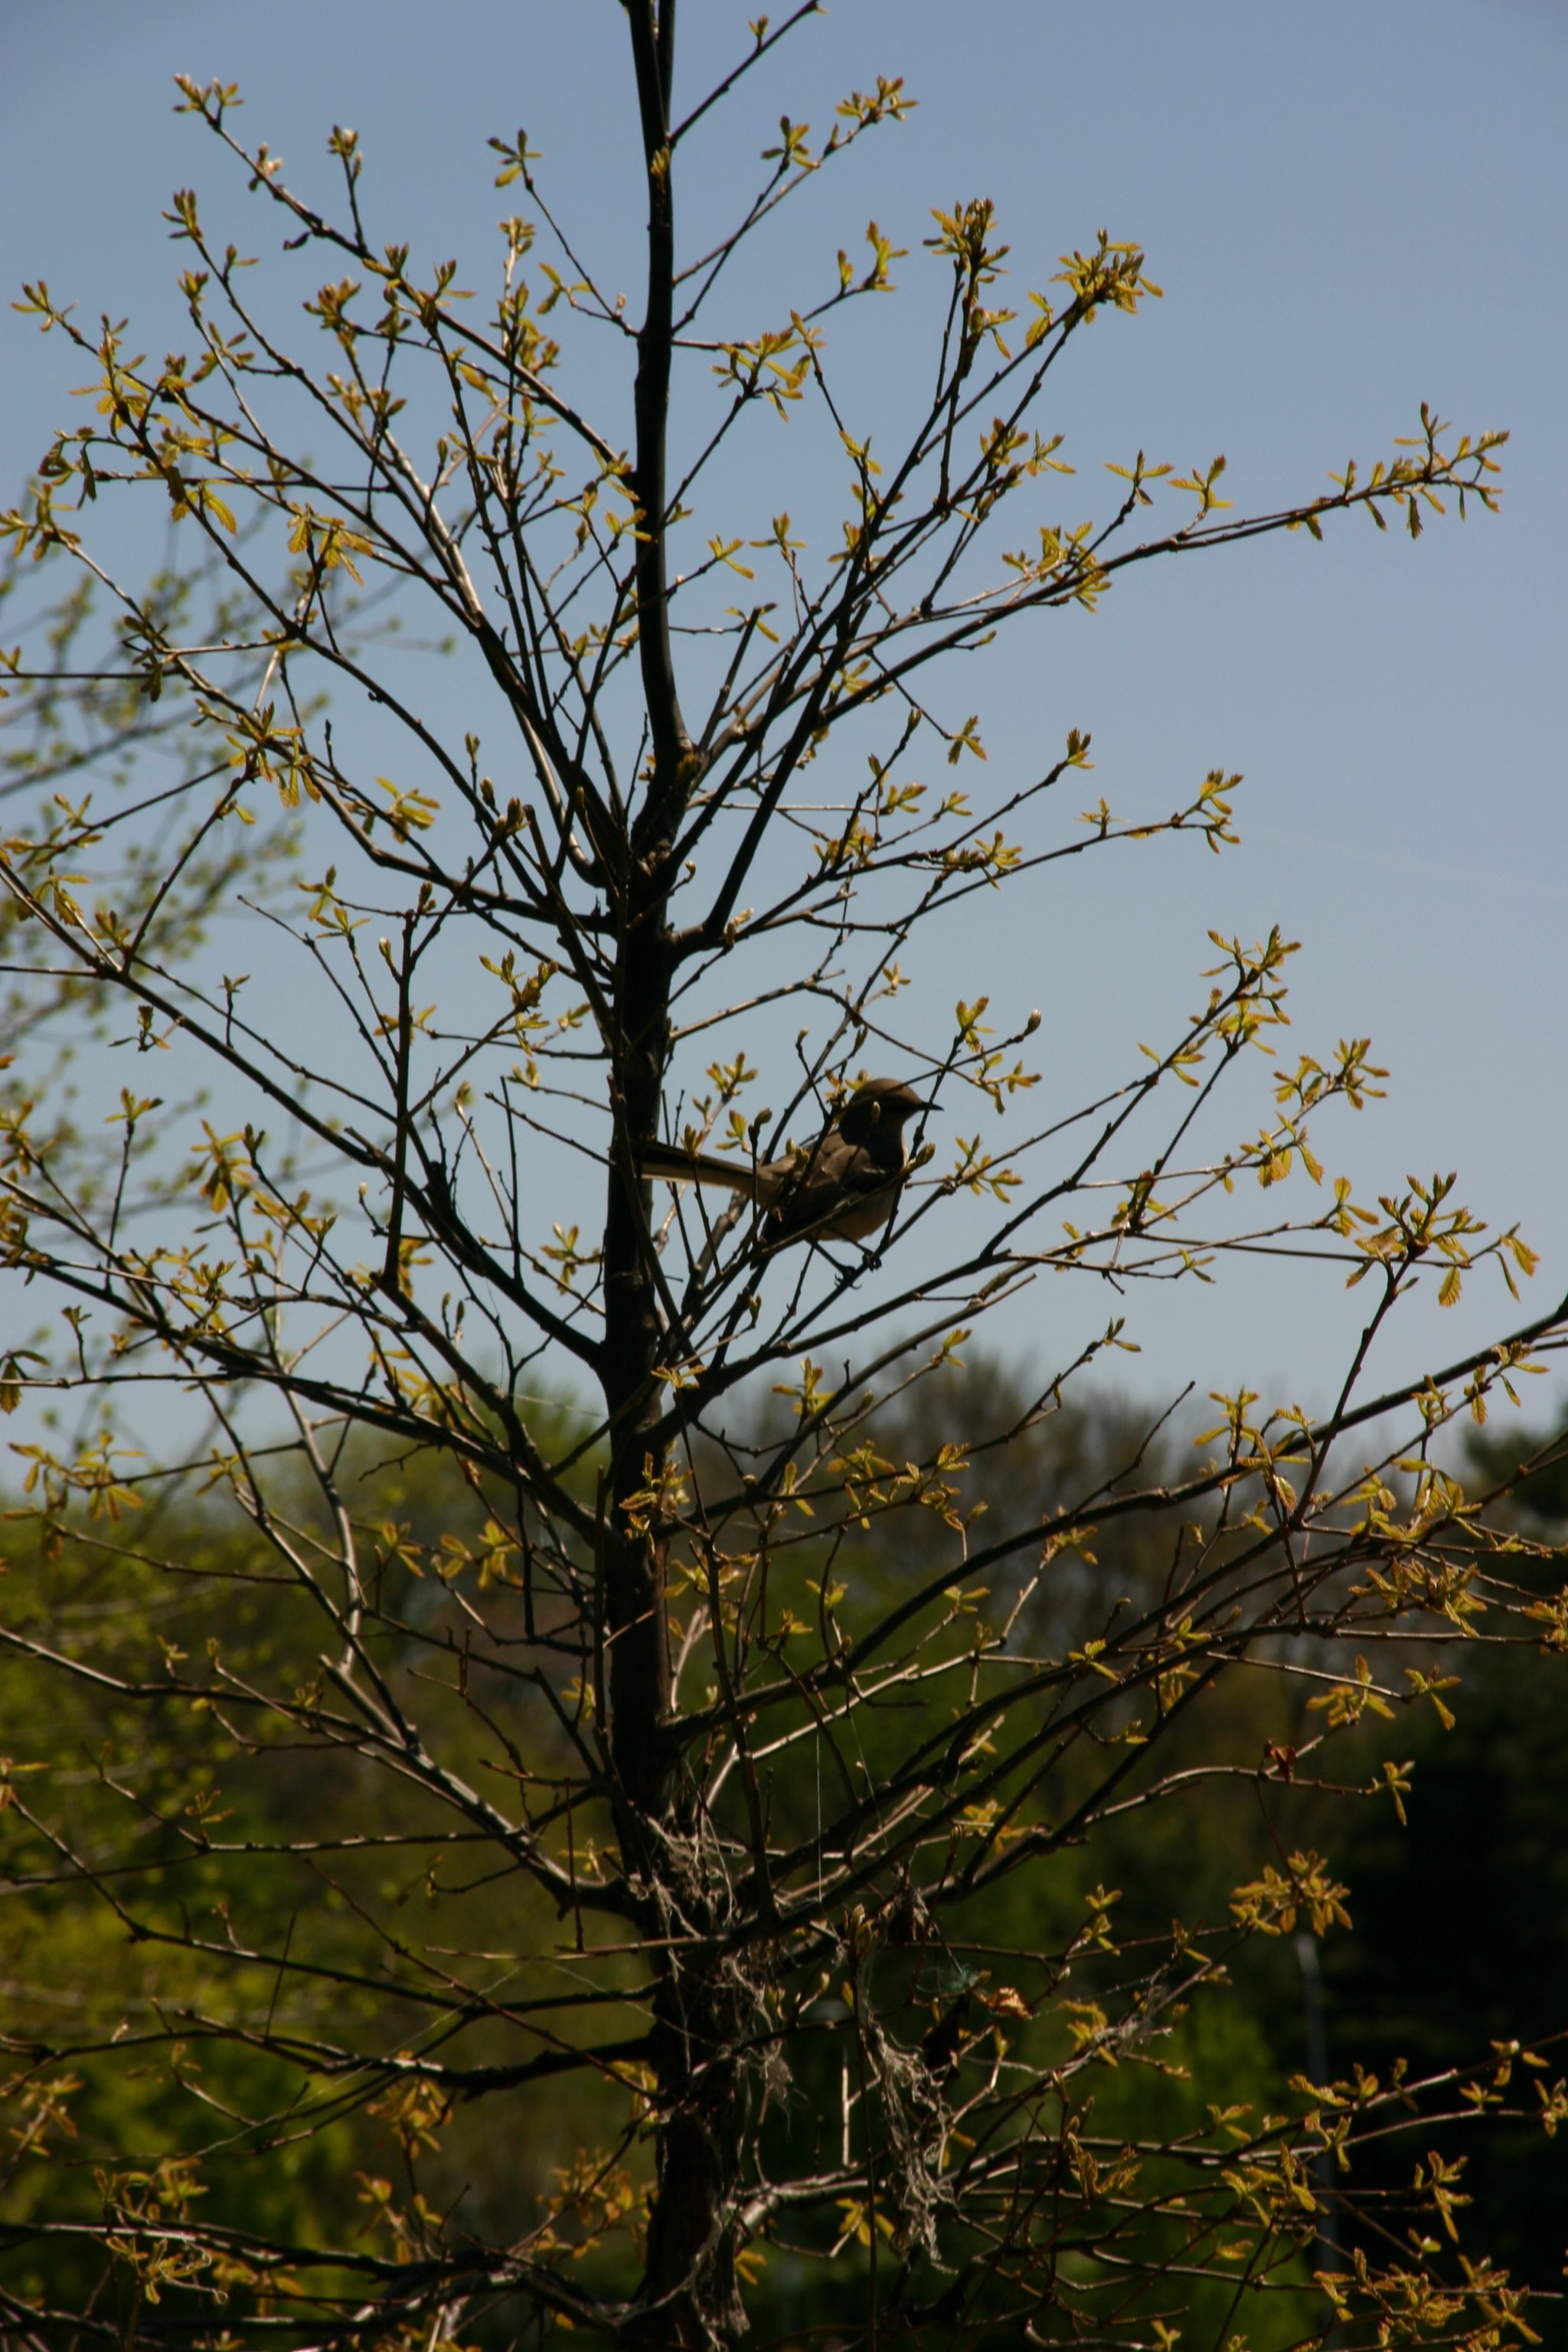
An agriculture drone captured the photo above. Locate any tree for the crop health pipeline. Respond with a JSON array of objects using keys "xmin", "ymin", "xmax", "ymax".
[{"xmin": 2, "ymin": 9, "xmax": 1564, "ymax": 2347}]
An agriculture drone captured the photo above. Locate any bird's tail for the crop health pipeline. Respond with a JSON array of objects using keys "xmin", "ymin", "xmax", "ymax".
[{"xmin": 642, "ymin": 1139, "xmax": 761, "ymax": 1197}]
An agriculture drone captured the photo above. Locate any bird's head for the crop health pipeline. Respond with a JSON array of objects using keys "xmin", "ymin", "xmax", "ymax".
[{"xmin": 835, "ymin": 1076, "xmax": 930, "ymax": 1141}]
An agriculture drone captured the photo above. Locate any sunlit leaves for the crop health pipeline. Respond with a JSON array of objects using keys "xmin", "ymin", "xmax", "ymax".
[
  {"xmin": 286, "ymin": 504, "xmax": 372, "ymax": 583},
  {"xmin": 371, "ymin": 774, "xmax": 439, "ymax": 838},
  {"xmin": 1231, "ymin": 1851, "xmax": 1351, "ymax": 1938},
  {"xmin": 835, "ymin": 219, "xmax": 906, "ymax": 298}
]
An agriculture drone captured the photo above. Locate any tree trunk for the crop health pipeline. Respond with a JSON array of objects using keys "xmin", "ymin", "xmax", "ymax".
[{"xmin": 601, "ymin": 11, "xmax": 753, "ymax": 2341}]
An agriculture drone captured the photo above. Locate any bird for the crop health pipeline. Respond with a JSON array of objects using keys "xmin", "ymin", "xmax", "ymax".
[{"xmin": 641, "ymin": 1077, "xmax": 929, "ymax": 1250}]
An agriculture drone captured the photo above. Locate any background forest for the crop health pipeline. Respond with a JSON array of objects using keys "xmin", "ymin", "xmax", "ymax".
[{"xmin": 4, "ymin": 1374, "xmax": 1567, "ymax": 2344}]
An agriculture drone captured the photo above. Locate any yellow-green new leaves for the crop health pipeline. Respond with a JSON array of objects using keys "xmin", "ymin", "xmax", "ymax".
[
  {"xmin": 1298, "ymin": 402, "xmax": 1505, "ymax": 541},
  {"xmin": 1001, "ymin": 517, "xmax": 1104, "ymax": 605},
  {"xmin": 0, "ymin": 1350, "xmax": 44, "ymax": 1413},
  {"xmin": 541, "ymin": 1225, "xmax": 603, "ymax": 1295},
  {"xmin": 1053, "ymin": 232, "xmax": 1163, "ymax": 322},
  {"xmin": 1370, "ymin": 1755, "xmax": 1416, "ymax": 1826},
  {"xmin": 223, "ymin": 704, "xmax": 317, "ymax": 805},
  {"xmin": 371, "ymin": 776, "xmax": 439, "ymax": 838},
  {"xmin": 287, "ymin": 504, "xmax": 372, "ymax": 583},
  {"xmin": 1410, "ymin": 2148, "xmax": 1471, "ymax": 2243},
  {"xmin": 947, "ymin": 1135, "xmax": 1023, "ymax": 1204},
  {"xmin": 714, "ymin": 323, "xmax": 814, "ymax": 413},
  {"xmin": 172, "ymin": 73, "xmax": 243, "ymax": 124},
  {"xmin": 190, "ymin": 1122, "xmax": 250, "ymax": 1213},
  {"xmin": 488, "ymin": 127, "xmax": 544, "ymax": 191},
  {"xmin": 13, "ymin": 1431, "xmax": 145, "ymax": 1524},
  {"xmin": 619, "ymin": 1453, "xmax": 690, "ymax": 1536},
  {"xmin": 1404, "ymin": 1665, "xmax": 1461, "ymax": 1730},
  {"xmin": 1307, "ymin": 1655, "xmax": 1396, "ymax": 1728},
  {"xmin": 946, "ymin": 714, "xmax": 987, "ymax": 766},
  {"xmin": 1339, "ymin": 1168, "xmax": 1537, "ymax": 1308},
  {"xmin": 1231, "ymin": 1850, "xmax": 1351, "ymax": 1938},
  {"xmin": 1105, "ymin": 450, "xmax": 1173, "ymax": 508},
  {"xmin": 835, "ymin": 220, "xmax": 906, "ymax": 298},
  {"xmin": 831, "ymin": 77, "xmax": 915, "ymax": 137},
  {"xmin": 1169, "ymin": 453, "xmax": 1232, "ymax": 518},
  {"xmin": 773, "ymin": 1354, "xmax": 828, "ymax": 1420}
]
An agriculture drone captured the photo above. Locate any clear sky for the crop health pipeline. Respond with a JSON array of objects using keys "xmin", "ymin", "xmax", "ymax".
[{"xmin": 3, "ymin": 1, "xmax": 1564, "ymax": 1432}]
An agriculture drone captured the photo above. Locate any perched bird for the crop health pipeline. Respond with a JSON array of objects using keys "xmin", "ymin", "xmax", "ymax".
[{"xmin": 642, "ymin": 1077, "xmax": 929, "ymax": 1250}]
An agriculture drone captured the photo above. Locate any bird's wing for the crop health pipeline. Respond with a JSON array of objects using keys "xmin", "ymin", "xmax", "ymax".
[{"xmin": 765, "ymin": 1131, "xmax": 901, "ymax": 1243}]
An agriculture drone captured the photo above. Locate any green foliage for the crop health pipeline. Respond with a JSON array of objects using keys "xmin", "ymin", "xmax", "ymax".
[{"xmin": 6, "ymin": 1380, "xmax": 1565, "ymax": 2345}]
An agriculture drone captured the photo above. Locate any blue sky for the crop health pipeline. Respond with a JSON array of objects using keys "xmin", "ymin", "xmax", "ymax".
[{"xmin": 3, "ymin": 1, "xmax": 1564, "ymax": 1432}]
